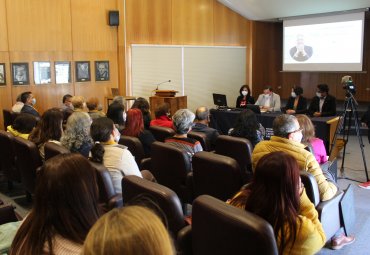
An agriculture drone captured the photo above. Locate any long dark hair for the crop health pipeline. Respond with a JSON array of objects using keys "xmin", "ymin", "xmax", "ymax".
[
  {"xmin": 106, "ymin": 102, "xmax": 125, "ymax": 126},
  {"xmin": 28, "ymin": 108, "xmax": 63, "ymax": 145},
  {"xmin": 132, "ymin": 97, "xmax": 150, "ymax": 115},
  {"xmin": 230, "ymin": 152, "xmax": 301, "ymax": 254},
  {"xmin": 230, "ymin": 109, "xmax": 259, "ymax": 143},
  {"xmin": 10, "ymin": 154, "xmax": 101, "ymax": 255},
  {"xmin": 90, "ymin": 117, "xmax": 114, "ymax": 163},
  {"xmin": 122, "ymin": 109, "xmax": 144, "ymax": 137}
]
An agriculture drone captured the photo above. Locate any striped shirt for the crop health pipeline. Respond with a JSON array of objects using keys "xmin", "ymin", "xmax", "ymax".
[{"xmin": 164, "ymin": 136, "xmax": 203, "ymax": 160}]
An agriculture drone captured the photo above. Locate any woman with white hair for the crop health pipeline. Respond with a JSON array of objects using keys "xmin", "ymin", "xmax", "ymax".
[
  {"xmin": 60, "ymin": 112, "xmax": 93, "ymax": 158},
  {"xmin": 164, "ymin": 109, "xmax": 202, "ymax": 159}
]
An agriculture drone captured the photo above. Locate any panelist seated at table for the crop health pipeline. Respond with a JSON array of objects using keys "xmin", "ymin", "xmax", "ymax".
[
  {"xmin": 307, "ymin": 84, "xmax": 336, "ymax": 117},
  {"xmin": 283, "ymin": 86, "xmax": 307, "ymax": 115},
  {"xmin": 254, "ymin": 86, "xmax": 281, "ymax": 112},
  {"xmin": 236, "ymin": 84, "xmax": 255, "ymax": 108}
]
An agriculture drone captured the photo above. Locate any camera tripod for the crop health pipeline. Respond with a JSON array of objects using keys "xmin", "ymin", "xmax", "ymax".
[{"xmin": 329, "ymin": 91, "xmax": 369, "ymax": 182}]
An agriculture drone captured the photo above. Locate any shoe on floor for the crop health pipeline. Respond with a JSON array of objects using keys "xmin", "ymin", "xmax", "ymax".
[{"xmin": 331, "ymin": 234, "xmax": 355, "ymax": 250}]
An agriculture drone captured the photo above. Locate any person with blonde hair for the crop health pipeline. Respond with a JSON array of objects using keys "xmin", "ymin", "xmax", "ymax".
[
  {"xmin": 296, "ymin": 114, "xmax": 328, "ymax": 164},
  {"xmin": 82, "ymin": 206, "xmax": 174, "ymax": 255},
  {"xmin": 86, "ymin": 97, "xmax": 105, "ymax": 120},
  {"xmin": 71, "ymin": 96, "xmax": 86, "ymax": 112}
]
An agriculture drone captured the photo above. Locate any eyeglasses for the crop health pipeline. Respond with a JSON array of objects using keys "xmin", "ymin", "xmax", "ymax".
[{"xmin": 290, "ymin": 128, "xmax": 303, "ymax": 134}]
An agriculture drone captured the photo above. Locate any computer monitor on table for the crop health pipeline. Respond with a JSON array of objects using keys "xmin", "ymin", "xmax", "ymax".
[
  {"xmin": 245, "ymin": 104, "xmax": 261, "ymax": 114},
  {"xmin": 213, "ymin": 93, "xmax": 227, "ymax": 108}
]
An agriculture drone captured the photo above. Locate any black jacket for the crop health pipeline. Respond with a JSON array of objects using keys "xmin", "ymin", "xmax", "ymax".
[
  {"xmin": 283, "ymin": 96, "xmax": 307, "ymax": 114},
  {"xmin": 21, "ymin": 104, "xmax": 40, "ymax": 118},
  {"xmin": 236, "ymin": 95, "xmax": 255, "ymax": 108},
  {"xmin": 308, "ymin": 94, "xmax": 336, "ymax": 117}
]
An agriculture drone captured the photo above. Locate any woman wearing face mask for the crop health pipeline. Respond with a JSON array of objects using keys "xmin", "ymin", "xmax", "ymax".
[
  {"xmin": 284, "ymin": 86, "xmax": 307, "ymax": 115},
  {"xmin": 236, "ymin": 85, "xmax": 255, "ymax": 108},
  {"xmin": 90, "ymin": 117, "xmax": 141, "ymax": 194}
]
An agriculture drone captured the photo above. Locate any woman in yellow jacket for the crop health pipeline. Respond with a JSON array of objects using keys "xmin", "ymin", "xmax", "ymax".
[{"xmin": 228, "ymin": 151, "xmax": 326, "ymax": 255}]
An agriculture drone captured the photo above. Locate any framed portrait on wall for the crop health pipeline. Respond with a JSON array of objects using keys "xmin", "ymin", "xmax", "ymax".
[
  {"xmin": 76, "ymin": 61, "xmax": 91, "ymax": 82},
  {"xmin": 55, "ymin": 61, "xmax": 71, "ymax": 84},
  {"xmin": 12, "ymin": 63, "xmax": 29, "ymax": 85},
  {"xmin": 33, "ymin": 61, "xmax": 51, "ymax": 84},
  {"xmin": 95, "ymin": 61, "xmax": 109, "ymax": 81},
  {"xmin": 0, "ymin": 63, "xmax": 5, "ymax": 85}
]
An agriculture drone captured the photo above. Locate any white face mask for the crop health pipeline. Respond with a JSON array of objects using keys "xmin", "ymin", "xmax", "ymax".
[
  {"xmin": 31, "ymin": 98, "xmax": 36, "ymax": 105},
  {"xmin": 113, "ymin": 128, "xmax": 121, "ymax": 143},
  {"xmin": 295, "ymin": 131, "xmax": 303, "ymax": 143},
  {"xmin": 316, "ymin": 92, "xmax": 322, "ymax": 98},
  {"xmin": 291, "ymin": 92, "xmax": 297, "ymax": 98},
  {"xmin": 122, "ymin": 112, "xmax": 127, "ymax": 122},
  {"xmin": 241, "ymin": 90, "xmax": 248, "ymax": 96}
]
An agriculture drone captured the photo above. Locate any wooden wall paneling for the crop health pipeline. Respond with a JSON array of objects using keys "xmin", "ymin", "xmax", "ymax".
[
  {"xmin": 0, "ymin": 0, "xmax": 8, "ymax": 51},
  {"xmin": 125, "ymin": 0, "xmax": 172, "ymax": 44},
  {"xmin": 172, "ymin": 0, "xmax": 214, "ymax": 45},
  {"xmin": 117, "ymin": 0, "xmax": 126, "ymax": 96},
  {"xmin": 0, "ymin": 52, "xmax": 12, "ymax": 130},
  {"xmin": 6, "ymin": 0, "xmax": 72, "ymax": 51},
  {"xmin": 213, "ymin": 1, "xmax": 248, "ymax": 46}
]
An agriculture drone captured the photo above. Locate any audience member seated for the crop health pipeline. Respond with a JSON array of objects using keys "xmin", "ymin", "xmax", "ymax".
[
  {"xmin": 20, "ymin": 91, "xmax": 40, "ymax": 117},
  {"xmin": 61, "ymin": 94, "xmax": 74, "ymax": 123},
  {"xmin": 236, "ymin": 84, "xmax": 255, "ymax": 108},
  {"xmin": 192, "ymin": 106, "xmax": 219, "ymax": 150},
  {"xmin": 90, "ymin": 117, "xmax": 142, "ymax": 194},
  {"xmin": 165, "ymin": 109, "xmax": 202, "ymax": 160},
  {"xmin": 122, "ymin": 109, "xmax": 155, "ymax": 157},
  {"xmin": 254, "ymin": 86, "xmax": 281, "ymax": 112},
  {"xmin": 86, "ymin": 97, "xmax": 105, "ymax": 120},
  {"xmin": 60, "ymin": 112, "xmax": 93, "ymax": 158},
  {"xmin": 308, "ymin": 84, "xmax": 336, "ymax": 117},
  {"xmin": 252, "ymin": 114, "xmax": 337, "ymax": 201},
  {"xmin": 28, "ymin": 108, "xmax": 63, "ymax": 160},
  {"xmin": 150, "ymin": 103, "xmax": 174, "ymax": 129},
  {"xmin": 82, "ymin": 206, "xmax": 174, "ymax": 255},
  {"xmin": 296, "ymin": 114, "xmax": 328, "ymax": 164},
  {"xmin": 228, "ymin": 152, "xmax": 326, "ymax": 255},
  {"xmin": 228, "ymin": 109, "xmax": 264, "ymax": 147},
  {"xmin": 361, "ymin": 104, "xmax": 370, "ymax": 144},
  {"xmin": 106, "ymin": 101, "xmax": 126, "ymax": 133},
  {"xmin": 132, "ymin": 97, "xmax": 151, "ymax": 129},
  {"xmin": 283, "ymin": 86, "xmax": 307, "ymax": 114},
  {"xmin": 107, "ymin": 96, "xmax": 125, "ymax": 114},
  {"xmin": 11, "ymin": 94, "xmax": 24, "ymax": 113},
  {"xmin": 7, "ymin": 113, "xmax": 37, "ymax": 139},
  {"xmin": 71, "ymin": 96, "xmax": 86, "ymax": 112},
  {"xmin": 10, "ymin": 153, "xmax": 101, "ymax": 255}
]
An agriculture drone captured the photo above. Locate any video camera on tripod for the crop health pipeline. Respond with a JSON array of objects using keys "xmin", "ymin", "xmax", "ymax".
[{"xmin": 341, "ymin": 75, "xmax": 356, "ymax": 96}]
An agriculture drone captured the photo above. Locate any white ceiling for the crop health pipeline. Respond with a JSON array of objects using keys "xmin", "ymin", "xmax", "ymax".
[{"xmin": 218, "ymin": 0, "xmax": 370, "ymax": 21}]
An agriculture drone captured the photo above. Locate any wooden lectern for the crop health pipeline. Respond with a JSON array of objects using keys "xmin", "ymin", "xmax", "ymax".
[{"xmin": 149, "ymin": 90, "xmax": 187, "ymax": 118}]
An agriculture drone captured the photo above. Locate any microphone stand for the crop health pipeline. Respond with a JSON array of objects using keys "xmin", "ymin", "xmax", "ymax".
[{"xmin": 155, "ymin": 80, "xmax": 171, "ymax": 90}]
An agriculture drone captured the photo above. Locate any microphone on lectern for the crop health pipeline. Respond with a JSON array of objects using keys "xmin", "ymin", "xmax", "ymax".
[{"xmin": 155, "ymin": 80, "xmax": 171, "ymax": 90}]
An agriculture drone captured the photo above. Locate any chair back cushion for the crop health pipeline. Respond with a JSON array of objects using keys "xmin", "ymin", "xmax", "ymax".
[
  {"xmin": 300, "ymin": 171, "xmax": 320, "ymax": 206},
  {"xmin": 188, "ymin": 131, "xmax": 209, "ymax": 151},
  {"xmin": 192, "ymin": 151, "xmax": 243, "ymax": 201},
  {"xmin": 122, "ymin": 175, "xmax": 186, "ymax": 236},
  {"xmin": 150, "ymin": 141, "xmax": 192, "ymax": 203},
  {"xmin": 192, "ymin": 195, "xmax": 278, "ymax": 255},
  {"xmin": 2, "ymin": 109, "xmax": 18, "ymax": 130},
  {"xmin": 44, "ymin": 142, "xmax": 70, "ymax": 161},
  {"xmin": 149, "ymin": 126, "xmax": 175, "ymax": 142},
  {"xmin": 0, "ymin": 131, "xmax": 20, "ymax": 182},
  {"xmin": 118, "ymin": 136, "xmax": 145, "ymax": 166},
  {"xmin": 13, "ymin": 137, "xmax": 42, "ymax": 194},
  {"xmin": 215, "ymin": 135, "xmax": 253, "ymax": 180},
  {"xmin": 89, "ymin": 161, "xmax": 117, "ymax": 203}
]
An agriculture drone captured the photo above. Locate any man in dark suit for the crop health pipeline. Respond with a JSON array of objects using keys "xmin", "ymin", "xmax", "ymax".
[
  {"xmin": 308, "ymin": 84, "xmax": 336, "ymax": 117},
  {"xmin": 20, "ymin": 91, "xmax": 40, "ymax": 118},
  {"xmin": 192, "ymin": 106, "xmax": 219, "ymax": 150}
]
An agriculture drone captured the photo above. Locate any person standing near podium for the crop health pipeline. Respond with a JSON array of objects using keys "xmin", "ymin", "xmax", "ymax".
[
  {"xmin": 255, "ymin": 86, "xmax": 281, "ymax": 112},
  {"xmin": 236, "ymin": 84, "xmax": 255, "ymax": 108}
]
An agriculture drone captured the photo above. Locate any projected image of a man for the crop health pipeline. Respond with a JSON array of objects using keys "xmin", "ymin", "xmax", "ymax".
[{"xmin": 290, "ymin": 34, "xmax": 313, "ymax": 62}]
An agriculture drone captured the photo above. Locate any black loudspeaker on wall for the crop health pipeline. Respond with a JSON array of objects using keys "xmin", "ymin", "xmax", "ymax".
[{"xmin": 109, "ymin": 11, "xmax": 119, "ymax": 26}]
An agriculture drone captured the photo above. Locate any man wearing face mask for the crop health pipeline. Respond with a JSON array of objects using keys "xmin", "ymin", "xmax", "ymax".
[
  {"xmin": 284, "ymin": 86, "xmax": 307, "ymax": 114},
  {"xmin": 20, "ymin": 91, "xmax": 40, "ymax": 118},
  {"xmin": 252, "ymin": 114, "xmax": 337, "ymax": 202},
  {"xmin": 308, "ymin": 84, "xmax": 336, "ymax": 117},
  {"xmin": 255, "ymin": 86, "xmax": 281, "ymax": 112}
]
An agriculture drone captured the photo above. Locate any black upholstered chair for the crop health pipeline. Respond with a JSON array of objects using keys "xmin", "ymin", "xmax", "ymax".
[
  {"xmin": 13, "ymin": 137, "xmax": 42, "ymax": 199},
  {"xmin": 44, "ymin": 142, "xmax": 70, "ymax": 161},
  {"xmin": 0, "ymin": 131, "xmax": 21, "ymax": 189},
  {"xmin": 149, "ymin": 125, "xmax": 175, "ymax": 142},
  {"xmin": 300, "ymin": 171, "xmax": 343, "ymax": 240},
  {"xmin": 0, "ymin": 204, "xmax": 19, "ymax": 225},
  {"xmin": 192, "ymin": 151, "xmax": 243, "ymax": 201},
  {"xmin": 122, "ymin": 175, "xmax": 187, "ymax": 237},
  {"xmin": 150, "ymin": 141, "xmax": 193, "ymax": 204},
  {"xmin": 89, "ymin": 161, "xmax": 123, "ymax": 211},
  {"xmin": 118, "ymin": 135, "xmax": 146, "ymax": 167},
  {"xmin": 2, "ymin": 109, "xmax": 19, "ymax": 130},
  {"xmin": 215, "ymin": 135, "xmax": 253, "ymax": 182},
  {"xmin": 188, "ymin": 131, "xmax": 210, "ymax": 151},
  {"xmin": 188, "ymin": 195, "xmax": 278, "ymax": 255}
]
